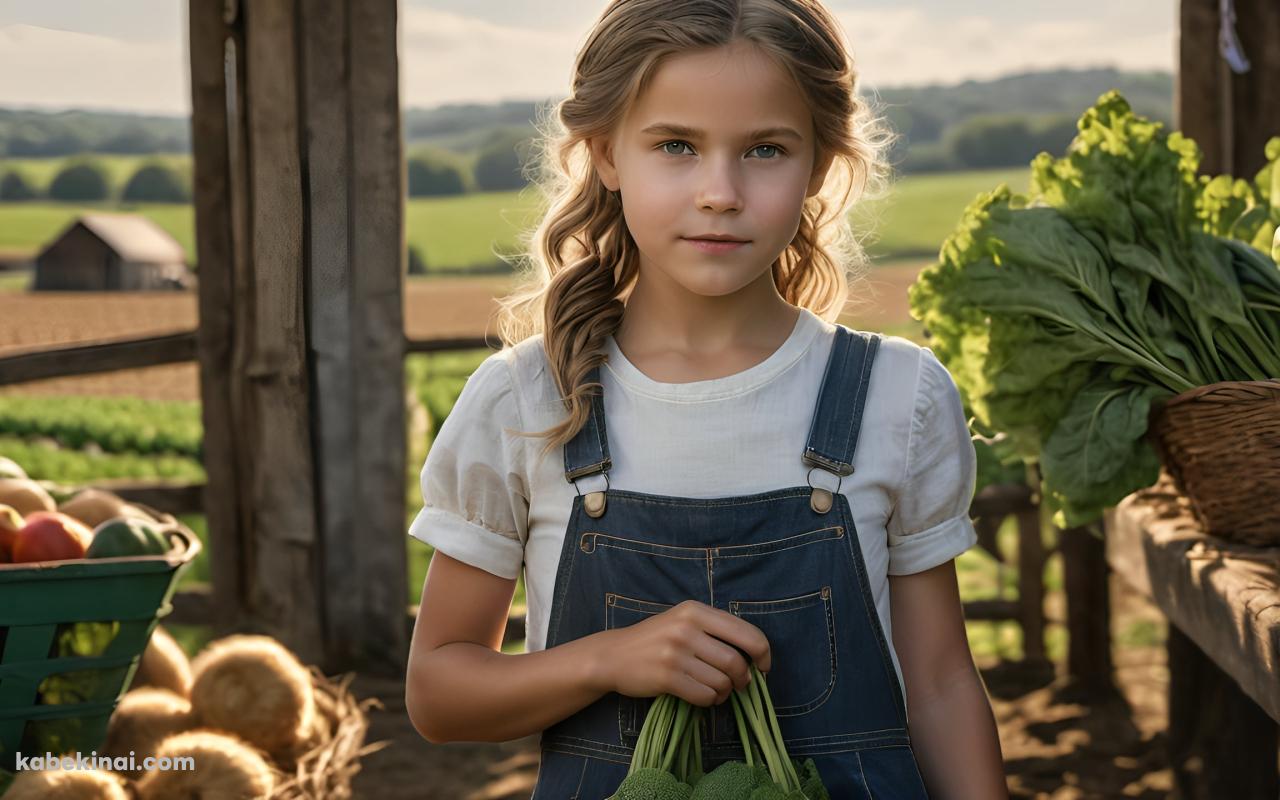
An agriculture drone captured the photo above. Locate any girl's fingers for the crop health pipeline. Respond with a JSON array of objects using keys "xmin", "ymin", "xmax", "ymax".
[
  {"xmin": 692, "ymin": 634, "xmax": 751, "ymax": 690},
  {"xmin": 693, "ymin": 604, "xmax": 772, "ymax": 673},
  {"xmin": 681, "ymin": 656, "xmax": 734, "ymax": 705}
]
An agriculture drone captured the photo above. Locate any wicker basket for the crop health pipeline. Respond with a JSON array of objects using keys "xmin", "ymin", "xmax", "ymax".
[
  {"xmin": 0, "ymin": 502, "xmax": 201, "ymax": 773},
  {"xmin": 268, "ymin": 667, "xmax": 387, "ymax": 800},
  {"xmin": 1148, "ymin": 379, "xmax": 1280, "ymax": 547}
]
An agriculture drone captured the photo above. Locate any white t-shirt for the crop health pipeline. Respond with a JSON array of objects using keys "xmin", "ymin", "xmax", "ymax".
[{"xmin": 408, "ymin": 306, "xmax": 978, "ymax": 697}]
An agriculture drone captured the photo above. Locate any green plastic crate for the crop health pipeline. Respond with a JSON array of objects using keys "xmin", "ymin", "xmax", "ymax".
[{"xmin": 0, "ymin": 511, "xmax": 200, "ymax": 773}]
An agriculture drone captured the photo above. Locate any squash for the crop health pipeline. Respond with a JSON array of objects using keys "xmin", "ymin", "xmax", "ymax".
[{"xmin": 0, "ymin": 478, "xmax": 56, "ymax": 518}]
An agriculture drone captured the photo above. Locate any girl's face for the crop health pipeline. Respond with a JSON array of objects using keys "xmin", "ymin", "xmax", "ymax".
[{"xmin": 590, "ymin": 39, "xmax": 833, "ymax": 300}]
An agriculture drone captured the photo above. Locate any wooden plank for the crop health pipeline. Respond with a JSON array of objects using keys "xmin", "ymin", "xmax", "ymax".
[
  {"xmin": 0, "ymin": 332, "xmax": 196, "ymax": 386},
  {"xmin": 1176, "ymin": 0, "xmax": 1225, "ymax": 175},
  {"xmin": 188, "ymin": 0, "xmax": 246, "ymax": 635},
  {"xmin": 1105, "ymin": 479, "xmax": 1280, "ymax": 722},
  {"xmin": 404, "ymin": 335, "xmax": 498, "ymax": 354},
  {"xmin": 961, "ymin": 599, "xmax": 1020, "ymax": 621},
  {"xmin": 1229, "ymin": 0, "xmax": 1280, "ymax": 177},
  {"xmin": 299, "ymin": 0, "xmax": 360, "ymax": 670},
  {"xmin": 81, "ymin": 479, "xmax": 205, "ymax": 517},
  {"xmin": 346, "ymin": 0, "xmax": 409, "ymax": 673},
  {"xmin": 970, "ymin": 483, "xmax": 1035, "ymax": 519},
  {"xmin": 241, "ymin": 0, "xmax": 324, "ymax": 663}
]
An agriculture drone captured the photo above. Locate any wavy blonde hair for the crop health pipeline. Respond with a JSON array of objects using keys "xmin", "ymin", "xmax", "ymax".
[{"xmin": 494, "ymin": 0, "xmax": 898, "ymax": 468}]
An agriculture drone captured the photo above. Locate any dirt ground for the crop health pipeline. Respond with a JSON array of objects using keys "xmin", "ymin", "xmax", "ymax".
[
  {"xmin": 348, "ymin": 574, "xmax": 1173, "ymax": 800},
  {"xmin": 0, "ymin": 274, "xmax": 516, "ymax": 401},
  {"xmin": 0, "ymin": 263, "xmax": 926, "ymax": 402}
]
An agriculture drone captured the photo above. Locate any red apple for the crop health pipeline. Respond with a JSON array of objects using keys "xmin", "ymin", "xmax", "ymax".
[
  {"xmin": 12, "ymin": 511, "xmax": 94, "ymax": 563},
  {"xmin": 0, "ymin": 503, "xmax": 22, "ymax": 562}
]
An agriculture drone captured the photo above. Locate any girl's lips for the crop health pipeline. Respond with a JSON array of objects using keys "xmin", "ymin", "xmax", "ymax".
[{"xmin": 683, "ymin": 238, "xmax": 749, "ymax": 254}]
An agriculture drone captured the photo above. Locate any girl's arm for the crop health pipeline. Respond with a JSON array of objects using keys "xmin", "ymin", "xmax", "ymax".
[
  {"xmin": 405, "ymin": 551, "xmax": 771, "ymax": 744},
  {"xmin": 890, "ymin": 559, "xmax": 1010, "ymax": 800},
  {"xmin": 405, "ymin": 552, "xmax": 611, "ymax": 743}
]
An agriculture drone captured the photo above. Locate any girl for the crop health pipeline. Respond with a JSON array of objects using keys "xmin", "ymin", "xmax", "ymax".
[{"xmin": 406, "ymin": 1, "xmax": 1008, "ymax": 797}]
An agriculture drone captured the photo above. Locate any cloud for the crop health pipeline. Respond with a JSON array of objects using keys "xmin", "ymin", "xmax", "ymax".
[
  {"xmin": 832, "ymin": 9, "xmax": 1174, "ymax": 89},
  {"xmin": 0, "ymin": 5, "xmax": 1175, "ymax": 114},
  {"xmin": 401, "ymin": 6, "xmax": 582, "ymax": 107},
  {"xmin": 0, "ymin": 23, "xmax": 187, "ymax": 113}
]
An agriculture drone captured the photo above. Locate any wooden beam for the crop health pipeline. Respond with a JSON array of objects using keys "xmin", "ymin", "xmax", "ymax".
[
  {"xmin": 299, "ymin": 0, "xmax": 408, "ymax": 673},
  {"xmin": 1226, "ymin": 0, "xmax": 1280, "ymax": 177},
  {"xmin": 236, "ymin": 0, "xmax": 325, "ymax": 663},
  {"xmin": 188, "ymin": 0, "xmax": 247, "ymax": 637},
  {"xmin": 345, "ymin": 0, "xmax": 408, "ymax": 673},
  {"xmin": 1178, "ymin": 0, "xmax": 1280, "ymax": 178},
  {"xmin": 0, "ymin": 332, "xmax": 196, "ymax": 386},
  {"xmin": 1176, "ymin": 0, "xmax": 1226, "ymax": 175}
]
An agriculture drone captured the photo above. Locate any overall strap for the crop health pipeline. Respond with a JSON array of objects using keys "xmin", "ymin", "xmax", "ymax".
[
  {"xmin": 803, "ymin": 327, "xmax": 882, "ymax": 478},
  {"xmin": 562, "ymin": 364, "xmax": 612, "ymax": 482}
]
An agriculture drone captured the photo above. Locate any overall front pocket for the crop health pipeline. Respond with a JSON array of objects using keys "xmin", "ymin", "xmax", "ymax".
[{"xmin": 604, "ymin": 593, "xmax": 675, "ymax": 739}]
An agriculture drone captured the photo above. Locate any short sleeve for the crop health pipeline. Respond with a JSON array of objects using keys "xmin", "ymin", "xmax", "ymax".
[
  {"xmin": 885, "ymin": 347, "xmax": 979, "ymax": 576},
  {"xmin": 407, "ymin": 356, "xmax": 529, "ymax": 580}
]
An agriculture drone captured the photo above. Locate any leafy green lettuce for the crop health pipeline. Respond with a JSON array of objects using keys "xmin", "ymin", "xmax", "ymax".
[{"xmin": 909, "ymin": 90, "xmax": 1280, "ymax": 527}]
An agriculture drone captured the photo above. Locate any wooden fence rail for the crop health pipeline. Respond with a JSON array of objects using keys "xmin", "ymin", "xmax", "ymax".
[{"xmin": 0, "ymin": 330, "xmax": 496, "ymax": 387}]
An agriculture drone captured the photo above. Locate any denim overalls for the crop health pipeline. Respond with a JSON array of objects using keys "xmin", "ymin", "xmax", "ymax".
[{"xmin": 530, "ymin": 327, "xmax": 931, "ymax": 799}]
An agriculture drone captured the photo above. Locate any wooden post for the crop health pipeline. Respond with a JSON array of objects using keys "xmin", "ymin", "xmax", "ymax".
[
  {"xmin": 1059, "ymin": 519, "xmax": 1115, "ymax": 691},
  {"xmin": 1167, "ymin": 626, "xmax": 1279, "ymax": 798},
  {"xmin": 189, "ymin": 0, "xmax": 407, "ymax": 673},
  {"xmin": 1177, "ymin": 0, "xmax": 1280, "ymax": 177},
  {"xmin": 1015, "ymin": 507, "xmax": 1047, "ymax": 665}
]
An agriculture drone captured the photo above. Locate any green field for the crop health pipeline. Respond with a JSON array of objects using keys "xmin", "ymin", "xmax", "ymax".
[{"xmin": 0, "ymin": 160, "xmax": 1030, "ymax": 268}]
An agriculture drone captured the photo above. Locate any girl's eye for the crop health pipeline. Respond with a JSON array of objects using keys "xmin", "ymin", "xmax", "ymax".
[{"xmin": 659, "ymin": 141, "xmax": 783, "ymax": 159}]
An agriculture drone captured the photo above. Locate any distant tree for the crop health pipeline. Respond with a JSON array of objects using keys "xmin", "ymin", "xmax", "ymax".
[
  {"xmin": 1026, "ymin": 113, "xmax": 1080, "ymax": 159},
  {"xmin": 407, "ymin": 244, "xmax": 428, "ymax": 275},
  {"xmin": 473, "ymin": 130, "xmax": 535, "ymax": 192},
  {"xmin": 6, "ymin": 121, "xmax": 86, "ymax": 157},
  {"xmin": 897, "ymin": 141, "xmax": 960, "ymax": 174},
  {"xmin": 48, "ymin": 161, "xmax": 110, "ymax": 201},
  {"xmin": 99, "ymin": 125, "xmax": 160, "ymax": 155},
  {"xmin": 122, "ymin": 162, "xmax": 190, "ymax": 202},
  {"xmin": 407, "ymin": 156, "xmax": 466, "ymax": 197},
  {"xmin": 0, "ymin": 170, "xmax": 38, "ymax": 201}
]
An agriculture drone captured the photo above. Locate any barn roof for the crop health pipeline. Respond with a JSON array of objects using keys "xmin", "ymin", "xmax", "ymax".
[{"xmin": 59, "ymin": 213, "xmax": 187, "ymax": 264}]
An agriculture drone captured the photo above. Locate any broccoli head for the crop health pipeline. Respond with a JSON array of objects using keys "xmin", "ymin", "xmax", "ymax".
[
  {"xmin": 610, "ymin": 767, "xmax": 694, "ymax": 800},
  {"xmin": 795, "ymin": 758, "xmax": 830, "ymax": 800},
  {"xmin": 689, "ymin": 760, "xmax": 764, "ymax": 799}
]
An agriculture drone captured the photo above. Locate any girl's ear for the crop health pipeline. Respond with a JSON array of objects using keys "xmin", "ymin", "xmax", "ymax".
[{"xmin": 588, "ymin": 134, "xmax": 621, "ymax": 192}]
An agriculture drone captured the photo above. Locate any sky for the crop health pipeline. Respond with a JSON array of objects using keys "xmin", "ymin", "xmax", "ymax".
[{"xmin": 0, "ymin": 0, "xmax": 1177, "ymax": 115}]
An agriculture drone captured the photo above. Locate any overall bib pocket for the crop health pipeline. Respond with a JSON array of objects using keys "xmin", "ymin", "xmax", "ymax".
[{"xmin": 729, "ymin": 586, "xmax": 837, "ymax": 717}]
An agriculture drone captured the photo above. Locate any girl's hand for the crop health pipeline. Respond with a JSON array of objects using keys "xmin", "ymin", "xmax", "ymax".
[{"xmin": 592, "ymin": 600, "xmax": 772, "ymax": 707}]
